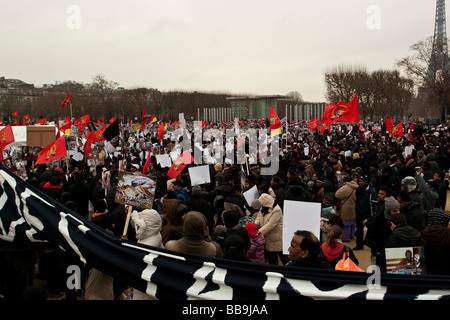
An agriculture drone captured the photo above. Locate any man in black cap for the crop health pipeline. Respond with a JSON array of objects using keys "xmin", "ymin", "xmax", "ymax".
[{"xmin": 354, "ymin": 174, "xmax": 377, "ymax": 250}]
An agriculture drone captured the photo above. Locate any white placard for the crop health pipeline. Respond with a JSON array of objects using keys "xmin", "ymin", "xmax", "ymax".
[
  {"xmin": 155, "ymin": 154, "xmax": 172, "ymax": 168},
  {"xmin": 282, "ymin": 200, "xmax": 321, "ymax": 254},
  {"xmin": 243, "ymin": 185, "xmax": 259, "ymax": 207},
  {"xmin": 188, "ymin": 165, "xmax": 211, "ymax": 186}
]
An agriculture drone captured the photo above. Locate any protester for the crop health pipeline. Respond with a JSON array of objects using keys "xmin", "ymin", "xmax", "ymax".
[
  {"xmin": 320, "ymin": 225, "xmax": 359, "ymax": 269},
  {"xmin": 286, "ymin": 230, "xmax": 331, "ymax": 269},
  {"xmin": 254, "ymin": 193, "xmax": 287, "ymax": 265},
  {"xmin": 244, "ymin": 222, "xmax": 266, "ymax": 263},
  {"xmin": 334, "ymin": 175, "xmax": 358, "ymax": 242}
]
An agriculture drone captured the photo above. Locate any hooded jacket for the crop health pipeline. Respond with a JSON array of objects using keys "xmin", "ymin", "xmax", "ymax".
[
  {"xmin": 320, "ymin": 242, "xmax": 359, "ymax": 269},
  {"xmin": 384, "ymin": 223, "xmax": 425, "ymax": 248},
  {"xmin": 420, "ymin": 225, "xmax": 450, "ymax": 275},
  {"xmin": 254, "ymin": 193, "xmax": 283, "ymax": 252},
  {"xmin": 165, "ymin": 211, "xmax": 219, "ymax": 258},
  {"xmin": 131, "ymin": 209, "xmax": 163, "ymax": 248},
  {"xmin": 246, "ymin": 232, "xmax": 266, "ymax": 264},
  {"xmin": 335, "ymin": 181, "xmax": 358, "ymax": 221}
]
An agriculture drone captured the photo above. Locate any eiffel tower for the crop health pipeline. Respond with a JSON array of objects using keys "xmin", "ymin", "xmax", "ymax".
[{"xmin": 427, "ymin": 0, "xmax": 449, "ymax": 83}]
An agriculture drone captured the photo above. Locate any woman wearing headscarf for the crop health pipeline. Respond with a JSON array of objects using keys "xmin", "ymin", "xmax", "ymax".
[{"xmin": 165, "ymin": 211, "xmax": 222, "ymax": 258}]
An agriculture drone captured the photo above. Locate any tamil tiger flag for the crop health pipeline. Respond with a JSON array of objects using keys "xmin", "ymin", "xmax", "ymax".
[
  {"xmin": 321, "ymin": 93, "xmax": 359, "ymax": 125},
  {"xmin": 60, "ymin": 116, "xmax": 72, "ymax": 132},
  {"xmin": 61, "ymin": 93, "xmax": 71, "ymax": 109},
  {"xmin": 0, "ymin": 124, "xmax": 15, "ymax": 161},
  {"xmin": 308, "ymin": 116, "xmax": 320, "ymax": 132},
  {"xmin": 269, "ymin": 106, "xmax": 282, "ymax": 136},
  {"xmin": 23, "ymin": 114, "xmax": 30, "ymax": 121},
  {"xmin": 35, "ymin": 135, "xmax": 67, "ymax": 165},
  {"xmin": 11, "ymin": 111, "xmax": 18, "ymax": 117},
  {"xmin": 75, "ymin": 114, "xmax": 90, "ymax": 130},
  {"xmin": 142, "ymin": 151, "xmax": 152, "ymax": 175},
  {"xmin": 167, "ymin": 150, "xmax": 194, "ymax": 179},
  {"xmin": 149, "ymin": 115, "xmax": 157, "ymax": 123},
  {"xmin": 391, "ymin": 122, "xmax": 404, "ymax": 137}
]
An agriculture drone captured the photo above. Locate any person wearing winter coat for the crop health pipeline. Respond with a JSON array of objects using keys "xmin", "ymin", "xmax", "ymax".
[
  {"xmin": 129, "ymin": 209, "xmax": 163, "ymax": 300},
  {"xmin": 245, "ymin": 223, "xmax": 266, "ymax": 263},
  {"xmin": 420, "ymin": 208, "xmax": 450, "ymax": 275},
  {"xmin": 320, "ymin": 225, "xmax": 359, "ymax": 269},
  {"xmin": 384, "ymin": 213, "xmax": 425, "ymax": 248},
  {"xmin": 254, "ymin": 193, "xmax": 288, "ymax": 265},
  {"xmin": 354, "ymin": 175, "xmax": 377, "ymax": 250},
  {"xmin": 334, "ymin": 175, "xmax": 359, "ymax": 242},
  {"xmin": 159, "ymin": 191, "xmax": 189, "ymax": 245},
  {"xmin": 165, "ymin": 211, "xmax": 222, "ymax": 258}
]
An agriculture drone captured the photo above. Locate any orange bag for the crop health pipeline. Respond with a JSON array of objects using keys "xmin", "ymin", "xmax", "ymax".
[{"xmin": 335, "ymin": 252, "xmax": 364, "ymax": 272}]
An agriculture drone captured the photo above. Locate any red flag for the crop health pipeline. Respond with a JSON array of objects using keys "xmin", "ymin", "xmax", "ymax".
[
  {"xmin": 0, "ymin": 124, "xmax": 15, "ymax": 148},
  {"xmin": 167, "ymin": 150, "xmax": 194, "ymax": 179},
  {"xmin": 142, "ymin": 151, "xmax": 152, "ymax": 174},
  {"xmin": 158, "ymin": 123, "xmax": 164, "ymax": 143},
  {"xmin": 269, "ymin": 106, "xmax": 281, "ymax": 130},
  {"xmin": 76, "ymin": 115, "xmax": 90, "ymax": 129},
  {"xmin": 61, "ymin": 93, "xmax": 71, "ymax": 109},
  {"xmin": 141, "ymin": 108, "xmax": 148, "ymax": 130},
  {"xmin": 392, "ymin": 122, "xmax": 404, "ymax": 137},
  {"xmin": 60, "ymin": 116, "xmax": 72, "ymax": 131},
  {"xmin": 359, "ymin": 124, "xmax": 365, "ymax": 131},
  {"xmin": 321, "ymin": 93, "xmax": 359, "ymax": 125},
  {"xmin": 385, "ymin": 116, "xmax": 393, "ymax": 133},
  {"xmin": 11, "ymin": 111, "xmax": 18, "ymax": 117},
  {"xmin": 36, "ymin": 118, "xmax": 47, "ymax": 125},
  {"xmin": 149, "ymin": 115, "xmax": 157, "ymax": 123},
  {"xmin": 307, "ymin": 115, "xmax": 320, "ymax": 132},
  {"xmin": 172, "ymin": 120, "xmax": 179, "ymax": 127},
  {"xmin": 35, "ymin": 136, "xmax": 67, "ymax": 165},
  {"xmin": 23, "ymin": 114, "xmax": 30, "ymax": 121},
  {"xmin": 0, "ymin": 124, "xmax": 15, "ymax": 162}
]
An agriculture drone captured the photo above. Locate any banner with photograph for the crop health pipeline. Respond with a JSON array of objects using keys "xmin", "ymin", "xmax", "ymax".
[{"xmin": 114, "ymin": 171, "xmax": 156, "ymax": 209}]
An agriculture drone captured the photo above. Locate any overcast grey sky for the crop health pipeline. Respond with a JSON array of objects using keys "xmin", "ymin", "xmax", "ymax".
[{"xmin": 0, "ymin": 0, "xmax": 443, "ymax": 102}]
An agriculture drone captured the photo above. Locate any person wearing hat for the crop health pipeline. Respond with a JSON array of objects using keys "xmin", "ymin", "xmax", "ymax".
[
  {"xmin": 245, "ymin": 222, "xmax": 266, "ymax": 264},
  {"xmin": 369, "ymin": 161, "xmax": 383, "ymax": 190},
  {"xmin": 397, "ymin": 190, "xmax": 425, "ymax": 232},
  {"xmin": 354, "ymin": 174, "xmax": 377, "ymax": 250},
  {"xmin": 254, "ymin": 193, "xmax": 288, "ymax": 265},
  {"xmin": 420, "ymin": 209, "xmax": 450, "ymax": 275}
]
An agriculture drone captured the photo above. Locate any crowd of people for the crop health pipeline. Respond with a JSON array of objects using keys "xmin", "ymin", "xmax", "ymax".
[{"xmin": 1, "ymin": 118, "xmax": 450, "ymax": 300}]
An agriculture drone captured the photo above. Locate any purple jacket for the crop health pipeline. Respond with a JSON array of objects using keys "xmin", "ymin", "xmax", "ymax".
[{"xmin": 246, "ymin": 232, "xmax": 266, "ymax": 264}]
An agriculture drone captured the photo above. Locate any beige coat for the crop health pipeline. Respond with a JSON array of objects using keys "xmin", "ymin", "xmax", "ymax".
[
  {"xmin": 254, "ymin": 194, "xmax": 283, "ymax": 252},
  {"xmin": 335, "ymin": 181, "xmax": 358, "ymax": 221}
]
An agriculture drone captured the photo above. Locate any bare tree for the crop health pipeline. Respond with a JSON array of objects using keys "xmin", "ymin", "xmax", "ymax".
[{"xmin": 396, "ymin": 36, "xmax": 450, "ymax": 120}]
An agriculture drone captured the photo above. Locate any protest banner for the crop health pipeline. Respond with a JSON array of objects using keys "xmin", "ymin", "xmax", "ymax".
[{"xmin": 114, "ymin": 170, "xmax": 157, "ymax": 236}]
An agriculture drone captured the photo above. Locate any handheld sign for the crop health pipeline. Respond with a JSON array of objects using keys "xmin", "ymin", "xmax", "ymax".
[{"xmin": 115, "ymin": 170, "xmax": 156, "ymax": 236}]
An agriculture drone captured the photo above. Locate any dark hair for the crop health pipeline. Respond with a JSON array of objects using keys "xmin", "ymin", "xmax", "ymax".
[
  {"xmin": 232, "ymin": 184, "xmax": 242, "ymax": 193},
  {"xmin": 379, "ymin": 185, "xmax": 393, "ymax": 197},
  {"xmin": 223, "ymin": 234, "xmax": 248, "ymax": 261},
  {"xmin": 397, "ymin": 190, "xmax": 411, "ymax": 203},
  {"xmin": 294, "ymin": 230, "xmax": 320, "ymax": 258},
  {"xmin": 390, "ymin": 213, "xmax": 407, "ymax": 226},
  {"xmin": 222, "ymin": 210, "xmax": 241, "ymax": 229},
  {"xmin": 328, "ymin": 215, "xmax": 344, "ymax": 229}
]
